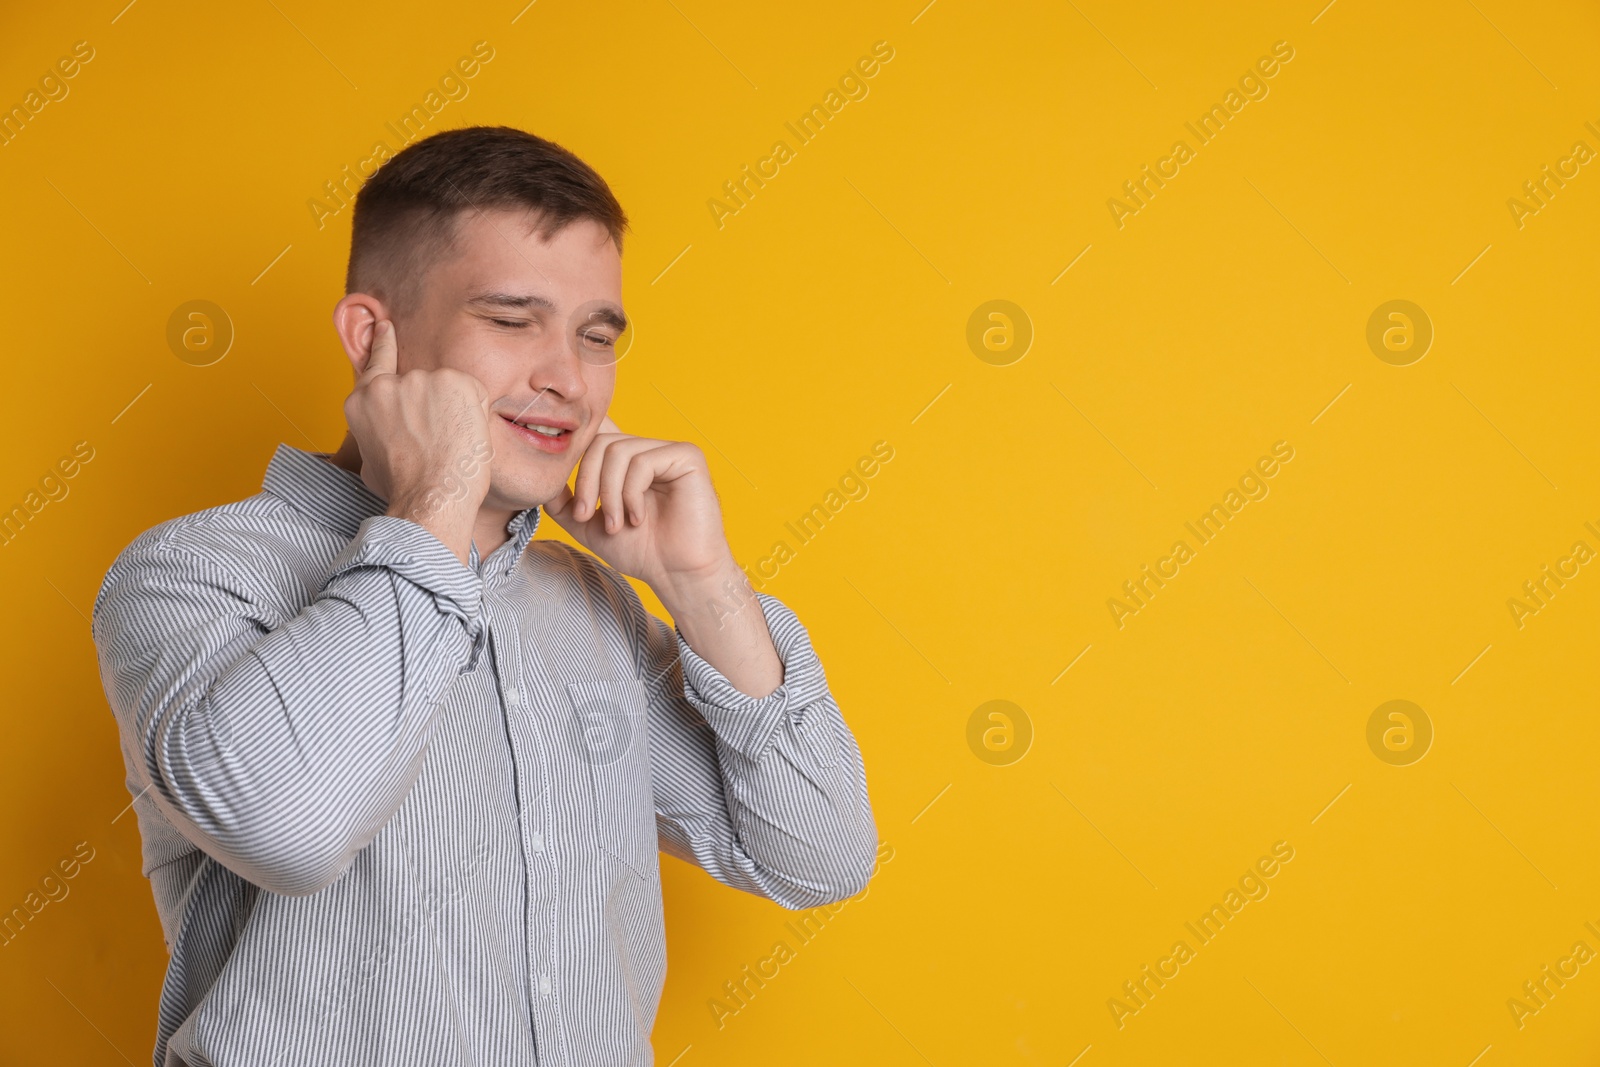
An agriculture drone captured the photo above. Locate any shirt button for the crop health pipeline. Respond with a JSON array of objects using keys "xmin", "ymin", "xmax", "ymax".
[
  {"xmin": 505, "ymin": 687, "xmax": 520, "ymax": 707},
  {"xmin": 531, "ymin": 831, "xmax": 544, "ymax": 853},
  {"xmin": 538, "ymin": 974, "xmax": 552, "ymax": 996}
]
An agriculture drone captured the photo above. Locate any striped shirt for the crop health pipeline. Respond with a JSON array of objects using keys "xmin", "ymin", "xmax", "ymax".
[{"xmin": 91, "ymin": 443, "xmax": 877, "ymax": 1066}]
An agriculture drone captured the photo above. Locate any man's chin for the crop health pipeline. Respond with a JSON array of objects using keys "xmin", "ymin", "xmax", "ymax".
[{"xmin": 486, "ymin": 475, "xmax": 572, "ymax": 519}]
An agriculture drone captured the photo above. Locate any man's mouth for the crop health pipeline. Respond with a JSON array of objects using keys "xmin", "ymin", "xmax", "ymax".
[{"xmin": 500, "ymin": 414, "xmax": 575, "ymax": 453}]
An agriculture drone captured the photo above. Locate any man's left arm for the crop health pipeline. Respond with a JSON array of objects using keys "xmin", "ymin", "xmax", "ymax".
[
  {"xmin": 544, "ymin": 422, "xmax": 879, "ymax": 907},
  {"xmin": 656, "ymin": 562, "xmax": 878, "ymax": 906}
]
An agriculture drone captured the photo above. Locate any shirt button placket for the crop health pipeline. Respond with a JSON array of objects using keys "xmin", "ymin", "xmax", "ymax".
[{"xmin": 499, "ymin": 607, "xmax": 559, "ymax": 1060}]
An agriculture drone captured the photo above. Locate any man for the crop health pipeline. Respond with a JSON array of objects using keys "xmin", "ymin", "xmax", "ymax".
[{"xmin": 92, "ymin": 125, "xmax": 878, "ymax": 1066}]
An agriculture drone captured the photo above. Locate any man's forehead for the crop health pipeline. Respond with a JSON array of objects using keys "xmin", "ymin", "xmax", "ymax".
[
  {"xmin": 453, "ymin": 207, "xmax": 618, "ymax": 260},
  {"xmin": 443, "ymin": 211, "xmax": 622, "ymax": 309}
]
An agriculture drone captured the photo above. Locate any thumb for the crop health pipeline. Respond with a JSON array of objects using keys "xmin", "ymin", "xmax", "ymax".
[
  {"xmin": 542, "ymin": 484, "xmax": 595, "ymax": 546},
  {"xmin": 543, "ymin": 482, "xmax": 576, "ymax": 519},
  {"xmin": 359, "ymin": 320, "xmax": 398, "ymax": 382}
]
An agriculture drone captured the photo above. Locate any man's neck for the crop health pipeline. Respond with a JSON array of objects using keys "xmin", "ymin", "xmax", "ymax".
[{"xmin": 326, "ymin": 431, "xmax": 516, "ymax": 562}]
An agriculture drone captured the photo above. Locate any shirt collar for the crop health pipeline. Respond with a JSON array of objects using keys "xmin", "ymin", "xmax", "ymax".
[{"xmin": 261, "ymin": 443, "xmax": 542, "ymax": 576}]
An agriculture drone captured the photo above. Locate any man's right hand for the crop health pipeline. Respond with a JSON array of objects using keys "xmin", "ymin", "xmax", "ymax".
[{"xmin": 342, "ymin": 319, "xmax": 492, "ymax": 564}]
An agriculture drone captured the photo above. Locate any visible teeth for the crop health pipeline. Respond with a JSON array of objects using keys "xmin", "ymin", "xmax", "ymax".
[{"xmin": 515, "ymin": 421, "xmax": 563, "ymax": 436}]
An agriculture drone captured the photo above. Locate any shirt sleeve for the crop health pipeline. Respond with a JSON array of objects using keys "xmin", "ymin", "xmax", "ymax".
[
  {"xmin": 91, "ymin": 514, "xmax": 485, "ymax": 897},
  {"xmin": 594, "ymin": 564, "xmax": 878, "ymax": 909}
]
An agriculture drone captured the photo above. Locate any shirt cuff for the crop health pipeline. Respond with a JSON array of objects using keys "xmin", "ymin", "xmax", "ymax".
[
  {"xmin": 328, "ymin": 515, "xmax": 488, "ymax": 672},
  {"xmin": 674, "ymin": 593, "xmax": 828, "ymax": 762}
]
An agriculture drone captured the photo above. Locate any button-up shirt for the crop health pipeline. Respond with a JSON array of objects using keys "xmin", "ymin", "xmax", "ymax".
[{"xmin": 91, "ymin": 443, "xmax": 877, "ymax": 1066}]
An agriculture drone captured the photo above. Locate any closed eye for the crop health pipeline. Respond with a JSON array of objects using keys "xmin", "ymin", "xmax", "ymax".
[{"xmin": 491, "ymin": 318, "xmax": 529, "ymax": 329}]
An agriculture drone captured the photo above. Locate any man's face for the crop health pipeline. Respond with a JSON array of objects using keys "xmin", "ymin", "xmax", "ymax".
[{"xmin": 392, "ymin": 209, "xmax": 624, "ymax": 513}]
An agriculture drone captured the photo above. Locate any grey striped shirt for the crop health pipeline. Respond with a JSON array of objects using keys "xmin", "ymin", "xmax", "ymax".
[{"xmin": 91, "ymin": 443, "xmax": 877, "ymax": 1066}]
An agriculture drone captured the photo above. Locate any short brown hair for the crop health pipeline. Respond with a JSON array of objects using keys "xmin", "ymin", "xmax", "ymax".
[{"xmin": 346, "ymin": 125, "xmax": 629, "ymax": 308}]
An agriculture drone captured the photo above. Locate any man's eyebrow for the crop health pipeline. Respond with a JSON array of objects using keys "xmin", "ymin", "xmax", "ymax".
[
  {"xmin": 465, "ymin": 290, "xmax": 628, "ymax": 331},
  {"xmin": 465, "ymin": 290, "xmax": 558, "ymax": 313},
  {"xmin": 580, "ymin": 306, "xmax": 629, "ymax": 332}
]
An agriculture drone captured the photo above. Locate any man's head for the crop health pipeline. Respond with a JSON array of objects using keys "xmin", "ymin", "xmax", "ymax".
[{"xmin": 332, "ymin": 125, "xmax": 630, "ymax": 514}]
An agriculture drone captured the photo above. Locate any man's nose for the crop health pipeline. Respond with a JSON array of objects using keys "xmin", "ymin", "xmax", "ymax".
[{"xmin": 526, "ymin": 329, "xmax": 589, "ymax": 399}]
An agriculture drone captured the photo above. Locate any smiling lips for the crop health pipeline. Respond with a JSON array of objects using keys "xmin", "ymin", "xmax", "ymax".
[{"xmin": 500, "ymin": 413, "xmax": 575, "ymax": 454}]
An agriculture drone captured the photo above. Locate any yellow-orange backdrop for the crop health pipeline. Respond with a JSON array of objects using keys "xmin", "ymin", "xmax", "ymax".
[{"xmin": 3, "ymin": 0, "xmax": 1599, "ymax": 1063}]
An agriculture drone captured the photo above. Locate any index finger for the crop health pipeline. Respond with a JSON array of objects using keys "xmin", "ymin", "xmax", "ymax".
[{"xmin": 358, "ymin": 320, "xmax": 398, "ymax": 383}]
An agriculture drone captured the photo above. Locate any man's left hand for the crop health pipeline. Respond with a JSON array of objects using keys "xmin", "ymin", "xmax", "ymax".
[{"xmin": 544, "ymin": 417, "xmax": 737, "ymax": 593}]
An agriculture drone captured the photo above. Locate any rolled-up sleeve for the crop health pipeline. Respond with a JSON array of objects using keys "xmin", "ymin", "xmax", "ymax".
[
  {"xmin": 92, "ymin": 513, "xmax": 484, "ymax": 897},
  {"xmin": 593, "ymin": 560, "xmax": 878, "ymax": 909}
]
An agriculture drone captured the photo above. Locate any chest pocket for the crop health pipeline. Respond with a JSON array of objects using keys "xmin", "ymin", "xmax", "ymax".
[{"xmin": 565, "ymin": 678, "xmax": 660, "ymax": 883}]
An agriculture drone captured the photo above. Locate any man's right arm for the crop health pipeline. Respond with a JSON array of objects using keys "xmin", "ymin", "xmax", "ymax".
[
  {"xmin": 92, "ymin": 514, "xmax": 483, "ymax": 897},
  {"xmin": 94, "ymin": 317, "xmax": 496, "ymax": 896}
]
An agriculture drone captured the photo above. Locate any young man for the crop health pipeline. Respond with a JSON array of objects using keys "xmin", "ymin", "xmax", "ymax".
[{"xmin": 92, "ymin": 126, "xmax": 877, "ymax": 1066}]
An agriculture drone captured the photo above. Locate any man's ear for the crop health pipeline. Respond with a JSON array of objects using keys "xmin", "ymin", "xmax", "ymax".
[{"xmin": 332, "ymin": 293, "xmax": 392, "ymax": 377}]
